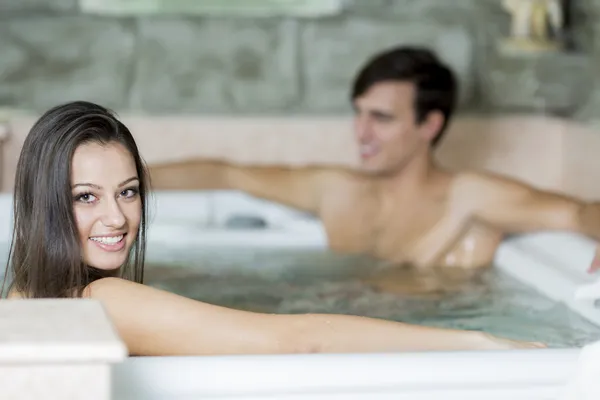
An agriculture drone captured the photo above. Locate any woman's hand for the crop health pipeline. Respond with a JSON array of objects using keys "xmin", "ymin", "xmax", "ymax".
[{"xmin": 477, "ymin": 332, "xmax": 546, "ymax": 350}]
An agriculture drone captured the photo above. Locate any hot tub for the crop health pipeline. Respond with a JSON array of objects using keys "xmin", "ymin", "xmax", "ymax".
[
  {"xmin": 103, "ymin": 189, "xmax": 599, "ymax": 399},
  {"xmin": 0, "ymin": 190, "xmax": 598, "ymax": 399}
]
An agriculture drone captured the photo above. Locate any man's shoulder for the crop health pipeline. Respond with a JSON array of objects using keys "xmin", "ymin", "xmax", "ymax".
[
  {"xmin": 316, "ymin": 167, "xmax": 378, "ymax": 212},
  {"xmin": 453, "ymin": 170, "xmax": 524, "ymax": 191},
  {"xmin": 452, "ymin": 169, "xmax": 537, "ymax": 205},
  {"xmin": 313, "ymin": 166, "xmax": 373, "ymax": 190}
]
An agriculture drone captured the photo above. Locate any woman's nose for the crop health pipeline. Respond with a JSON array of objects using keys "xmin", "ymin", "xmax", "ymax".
[{"xmin": 101, "ymin": 199, "xmax": 126, "ymax": 228}]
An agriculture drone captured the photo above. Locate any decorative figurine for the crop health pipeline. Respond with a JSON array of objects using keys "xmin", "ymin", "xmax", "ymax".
[{"xmin": 501, "ymin": 0, "xmax": 564, "ymax": 53}]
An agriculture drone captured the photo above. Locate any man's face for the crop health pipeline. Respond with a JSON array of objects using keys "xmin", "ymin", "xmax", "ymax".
[{"xmin": 352, "ymin": 81, "xmax": 440, "ymax": 175}]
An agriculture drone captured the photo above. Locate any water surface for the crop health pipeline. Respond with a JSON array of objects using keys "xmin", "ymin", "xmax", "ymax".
[{"xmin": 145, "ymin": 247, "xmax": 600, "ymax": 348}]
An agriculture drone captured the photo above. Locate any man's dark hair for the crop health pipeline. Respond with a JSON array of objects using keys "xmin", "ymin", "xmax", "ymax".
[{"xmin": 351, "ymin": 46, "xmax": 457, "ymax": 147}]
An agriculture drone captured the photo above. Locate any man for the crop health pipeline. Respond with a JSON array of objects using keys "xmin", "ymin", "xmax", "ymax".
[{"xmin": 148, "ymin": 46, "xmax": 600, "ymax": 271}]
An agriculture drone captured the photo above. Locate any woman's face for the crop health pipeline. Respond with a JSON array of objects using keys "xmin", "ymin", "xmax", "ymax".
[{"xmin": 71, "ymin": 141, "xmax": 142, "ymax": 270}]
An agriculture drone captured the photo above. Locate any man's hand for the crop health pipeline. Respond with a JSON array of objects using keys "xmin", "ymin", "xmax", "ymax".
[
  {"xmin": 579, "ymin": 203, "xmax": 600, "ymax": 274},
  {"xmin": 589, "ymin": 246, "xmax": 600, "ymax": 273}
]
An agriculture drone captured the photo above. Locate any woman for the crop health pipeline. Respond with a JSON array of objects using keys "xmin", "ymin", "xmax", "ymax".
[{"xmin": 2, "ymin": 101, "xmax": 544, "ymax": 356}]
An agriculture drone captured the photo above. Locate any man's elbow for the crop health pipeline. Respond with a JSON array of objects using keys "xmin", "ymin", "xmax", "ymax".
[
  {"xmin": 537, "ymin": 199, "xmax": 585, "ymax": 233},
  {"xmin": 573, "ymin": 202, "xmax": 600, "ymax": 239}
]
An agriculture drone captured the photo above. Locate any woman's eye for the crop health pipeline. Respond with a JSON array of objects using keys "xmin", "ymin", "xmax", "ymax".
[
  {"xmin": 75, "ymin": 193, "xmax": 97, "ymax": 203},
  {"xmin": 121, "ymin": 188, "xmax": 139, "ymax": 198}
]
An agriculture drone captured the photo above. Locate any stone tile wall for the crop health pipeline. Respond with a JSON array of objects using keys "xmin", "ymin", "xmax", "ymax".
[{"xmin": 0, "ymin": 0, "xmax": 597, "ymax": 121}]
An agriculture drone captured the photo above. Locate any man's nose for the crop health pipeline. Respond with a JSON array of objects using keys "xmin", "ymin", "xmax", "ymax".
[{"xmin": 355, "ymin": 117, "xmax": 373, "ymax": 142}]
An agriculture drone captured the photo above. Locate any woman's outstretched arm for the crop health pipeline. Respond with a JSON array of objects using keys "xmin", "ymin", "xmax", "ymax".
[{"xmin": 86, "ymin": 277, "xmax": 544, "ymax": 356}]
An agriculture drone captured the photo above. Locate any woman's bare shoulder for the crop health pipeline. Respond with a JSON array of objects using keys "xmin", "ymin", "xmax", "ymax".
[
  {"xmin": 84, "ymin": 277, "xmax": 188, "ymax": 302},
  {"xmin": 6, "ymin": 286, "xmax": 26, "ymax": 299},
  {"xmin": 83, "ymin": 276, "xmax": 136, "ymax": 294},
  {"xmin": 83, "ymin": 277, "xmax": 168, "ymax": 306}
]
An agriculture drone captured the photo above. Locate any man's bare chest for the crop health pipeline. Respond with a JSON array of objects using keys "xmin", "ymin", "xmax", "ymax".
[{"xmin": 320, "ymin": 195, "xmax": 460, "ymax": 262}]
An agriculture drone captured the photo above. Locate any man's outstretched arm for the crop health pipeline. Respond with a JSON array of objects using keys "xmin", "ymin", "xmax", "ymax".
[
  {"xmin": 147, "ymin": 159, "xmax": 344, "ymax": 214},
  {"xmin": 461, "ymin": 172, "xmax": 600, "ymax": 271}
]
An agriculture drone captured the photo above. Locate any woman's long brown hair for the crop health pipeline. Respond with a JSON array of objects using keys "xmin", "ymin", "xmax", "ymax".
[{"xmin": 2, "ymin": 101, "xmax": 150, "ymax": 298}]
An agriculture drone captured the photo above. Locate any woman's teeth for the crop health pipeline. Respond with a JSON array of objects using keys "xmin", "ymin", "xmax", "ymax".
[{"xmin": 90, "ymin": 235, "xmax": 124, "ymax": 245}]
